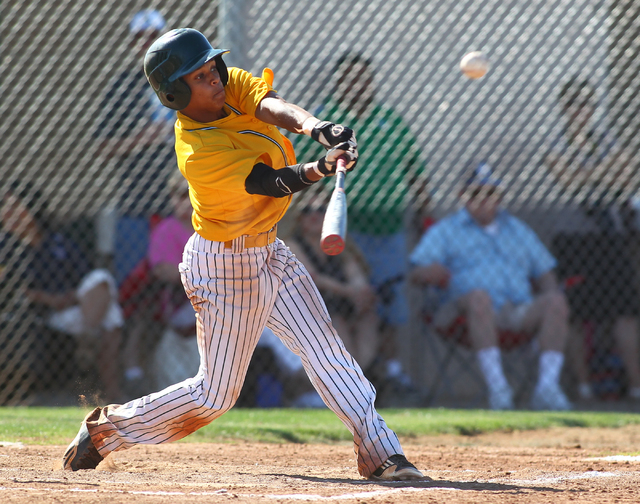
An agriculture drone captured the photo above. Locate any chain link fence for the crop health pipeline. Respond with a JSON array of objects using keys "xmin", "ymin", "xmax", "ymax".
[{"xmin": 2, "ymin": 0, "xmax": 640, "ymax": 409}]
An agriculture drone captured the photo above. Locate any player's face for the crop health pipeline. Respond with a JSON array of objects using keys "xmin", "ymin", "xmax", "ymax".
[
  {"xmin": 465, "ymin": 186, "xmax": 501, "ymax": 226},
  {"xmin": 336, "ymin": 62, "xmax": 374, "ymax": 106},
  {"xmin": 562, "ymin": 93, "xmax": 594, "ymax": 134},
  {"xmin": 181, "ymin": 60, "xmax": 226, "ymax": 122},
  {"xmin": 0, "ymin": 193, "xmax": 37, "ymax": 237},
  {"xmin": 131, "ymin": 29, "xmax": 161, "ymax": 59},
  {"xmin": 299, "ymin": 201, "xmax": 327, "ymax": 234}
]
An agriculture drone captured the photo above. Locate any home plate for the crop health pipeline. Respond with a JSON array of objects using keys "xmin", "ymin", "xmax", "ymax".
[{"xmin": 590, "ymin": 455, "xmax": 640, "ymax": 462}]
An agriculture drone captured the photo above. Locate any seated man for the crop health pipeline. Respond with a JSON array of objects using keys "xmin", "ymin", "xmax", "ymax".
[
  {"xmin": 286, "ymin": 196, "xmax": 381, "ymax": 377},
  {"xmin": 0, "ymin": 183, "xmax": 124, "ymax": 402},
  {"xmin": 408, "ymin": 163, "xmax": 571, "ymax": 410}
]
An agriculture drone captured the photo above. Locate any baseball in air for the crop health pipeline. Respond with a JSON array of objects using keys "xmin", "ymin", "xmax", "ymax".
[{"xmin": 460, "ymin": 51, "xmax": 489, "ymax": 79}]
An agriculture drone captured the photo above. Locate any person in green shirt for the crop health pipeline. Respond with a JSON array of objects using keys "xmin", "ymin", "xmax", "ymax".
[{"xmin": 295, "ymin": 53, "xmax": 426, "ymax": 403}]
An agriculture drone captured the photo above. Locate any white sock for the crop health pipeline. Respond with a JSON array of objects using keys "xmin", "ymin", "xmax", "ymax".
[
  {"xmin": 386, "ymin": 359, "xmax": 403, "ymax": 377},
  {"xmin": 125, "ymin": 366, "xmax": 144, "ymax": 381},
  {"xmin": 386, "ymin": 359, "xmax": 412, "ymax": 386},
  {"xmin": 536, "ymin": 350, "xmax": 564, "ymax": 391},
  {"xmin": 477, "ymin": 347, "xmax": 510, "ymax": 393}
]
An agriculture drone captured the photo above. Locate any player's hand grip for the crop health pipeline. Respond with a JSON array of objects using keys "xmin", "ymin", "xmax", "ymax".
[{"xmin": 320, "ymin": 156, "xmax": 348, "ymax": 255}]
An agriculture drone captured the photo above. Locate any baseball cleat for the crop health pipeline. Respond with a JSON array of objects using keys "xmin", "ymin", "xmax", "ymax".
[
  {"xmin": 62, "ymin": 411, "xmax": 104, "ymax": 471},
  {"xmin": 369, "ymin": 454, "xmax": 428, "ymax": 481},
  {"xmin": 530, "ymin": 384, "xmax": 572, "ymax": 411}
]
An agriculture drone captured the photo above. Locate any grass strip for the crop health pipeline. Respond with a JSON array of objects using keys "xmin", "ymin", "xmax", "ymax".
[{"xmin": 0, "ymin": 407, "xmax": 638, "ymax": 445}]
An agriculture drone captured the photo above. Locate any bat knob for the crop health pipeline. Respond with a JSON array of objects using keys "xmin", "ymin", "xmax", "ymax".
[{"xmin": 320, "ymin": 235, "xmax": 345, "ymax": 255}]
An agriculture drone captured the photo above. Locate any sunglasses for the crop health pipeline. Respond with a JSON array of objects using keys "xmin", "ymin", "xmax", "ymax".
[
  {"xmin": 301, "ymin": 206, "xmax": 327, "ymax": 214},
  {"xmin": 468, "ymin": 187, "xmax": 500, "ymax": 199}
]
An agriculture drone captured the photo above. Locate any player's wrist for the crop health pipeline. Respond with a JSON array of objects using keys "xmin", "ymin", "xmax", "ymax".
[
  {"xmin": 302, "ymin": 116, "xmax": 321, "ymax": 136},
  {"xmin": 309, "ymin": 161, "xmax": 327, "ymax": 180}
]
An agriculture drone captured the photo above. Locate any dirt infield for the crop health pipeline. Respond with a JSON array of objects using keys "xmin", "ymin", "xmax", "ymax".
[{"xmin": 1, "ymin": 425, "xmax": 640, "ymax": 503}]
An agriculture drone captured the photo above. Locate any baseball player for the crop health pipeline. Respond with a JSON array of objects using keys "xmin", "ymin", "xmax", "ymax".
[{"xmin": 63, "ymin": 28, "xmax": 425, "ymax": 481}]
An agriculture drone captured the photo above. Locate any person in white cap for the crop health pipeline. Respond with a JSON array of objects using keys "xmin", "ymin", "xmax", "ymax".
[
  {"xmin": 94, "ymin": 9, "xmax": 175, "ymax": 216},
  {"xmin": 409, "ymin": 162, "xmax": 572, "ymax": 411},
  {"xmin": 94, "ymin": 10, "xmax": 176, "ymax": 391}
]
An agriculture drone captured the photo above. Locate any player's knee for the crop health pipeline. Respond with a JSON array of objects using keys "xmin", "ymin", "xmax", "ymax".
[
  {"xmin": 541, "ymin": 291, "xmax": 569, "ymax": 321},
  {"xmin": 464, "ymin": 290, "xmax": 493, "ymax": 317}
]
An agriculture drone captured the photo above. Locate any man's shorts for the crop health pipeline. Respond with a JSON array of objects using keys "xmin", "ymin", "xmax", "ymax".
[
  {"xmin": 433, "ymin": 298, "xmax": 534, "ymax": 350},
  {"xmin": 350, "ymin": 231, "xmax": 409, "ymax": 326},
  {"xmin": 47, "ymin": 269, "xmax": 124, "ymax": 337}
]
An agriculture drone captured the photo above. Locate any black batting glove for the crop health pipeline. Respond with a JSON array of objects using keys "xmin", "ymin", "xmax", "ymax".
[
  {"xmin": 316, "ymin": 141, "xmax": 358, "ymax": 176},
  {"xmin": 311, "ymin": 121, "xmax": 357, "ymax": 149}
]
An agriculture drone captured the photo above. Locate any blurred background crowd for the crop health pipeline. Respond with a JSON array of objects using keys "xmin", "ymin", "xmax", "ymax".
[{"xmin": 3, "ymin": 0, "xmax": 640, "ymax": 412}]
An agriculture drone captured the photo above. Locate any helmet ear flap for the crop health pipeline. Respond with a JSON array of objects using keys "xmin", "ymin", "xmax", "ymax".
[
  {"xmin": 215, "ymin": 55, "xmax": 229, "ymax": 86},
  {"xmin": 158, "ymin": 78, "xmax": 191, "ymax": 110}
]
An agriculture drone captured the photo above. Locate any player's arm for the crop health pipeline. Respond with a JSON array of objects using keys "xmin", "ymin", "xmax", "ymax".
[
  {"xmin": 151, "ymin": 262, "xmax": 181, "ymax": 283},
  {"xmin": 255, "ymin": 92, "xmax": 356, "ymax": 148},
  {"xmin": 245, "ymin": 143, "xmax": 357, "ymax": 197},
  {"xmin": 255, "ymin": 92, "xmax": 316, "ymax": 134},
  {"xmin": 25, "ymin": 289, "xmax": 77, "ymax": 310},
  {"xmin": 287, "ymin": 239, "xmax": 360, "ymax": 298},
  {"xmin": 408, "ymin": 263, "xmax": 451, "ymax": 288},
  {"xmin": 342, "ymin": 252, "xmax": 378, "ymax": 310},
  {"xmin": 532, "ymin": 270, "xmax": 560, "ymax": 294}
]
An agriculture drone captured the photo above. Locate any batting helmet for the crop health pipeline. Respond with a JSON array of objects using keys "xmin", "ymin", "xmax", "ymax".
[{"xmin": 144, "ymin": 28, "xmax": 229, "ymax": 110}]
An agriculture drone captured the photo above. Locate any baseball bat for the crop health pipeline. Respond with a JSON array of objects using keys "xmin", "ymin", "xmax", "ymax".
[{"xmin": 320, "ymin": 156, "xmax": 348, "ymax": 255}]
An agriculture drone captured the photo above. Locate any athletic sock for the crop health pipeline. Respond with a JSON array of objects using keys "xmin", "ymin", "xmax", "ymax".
[
  {"xmin": 386, "ymin": 359, "xmax": 412, "ymax": 387},
  {"xmin": 477, "ymin": 346, "xmax": 510, "ymax": 393},
  {"xmin": 536, "ymin": 350, "xmax": 564, "ymax": 391},
  {"xmin": 125, "ymin": 366, "xmax": 144, "ymax": 381}
]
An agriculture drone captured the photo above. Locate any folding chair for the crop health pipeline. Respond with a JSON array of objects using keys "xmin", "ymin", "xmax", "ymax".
[
  {"xmin": 421, "ymin": 276, "xmax": 583, "ymax": 408},
  {"xmin": 421, "ymin": 307, "xmax": 538, "ymax": 407}
]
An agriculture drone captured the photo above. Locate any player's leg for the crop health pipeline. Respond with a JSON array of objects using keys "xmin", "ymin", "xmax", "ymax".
[
  {"xmin": 78, "ymin": 274, "xmax": 124, "ymax": 402},
  {"xmin": 612, "ymin": 315, "xmax": 640, "ymax": 397},
  {"xmin": 351, "ymin": 231, "xmax": 413, "ymax": 394},
  {"xmin": 266, "ymin": 240, "xmax": 422, "ymax": 480},
  {"xmin": 63, "ymin": 234, "xmax": 273, "ymax": 469},
  {"xmin": 451, "ymin": 290, "xmax": 512, "ymax": 410},
  {"xmin": 511, "ymin": 291, "xmax": 571, "ymax": 410}
]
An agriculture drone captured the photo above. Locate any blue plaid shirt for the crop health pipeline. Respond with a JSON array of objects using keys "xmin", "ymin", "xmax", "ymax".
[{"xmin": 410, "ymin": 208, "xmax": 557, "ymax": 310}]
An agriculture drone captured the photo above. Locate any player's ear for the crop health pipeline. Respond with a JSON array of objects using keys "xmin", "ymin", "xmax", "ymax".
[{"xmin": 159, "ymin": 78, "xmax": 191, "ymax": 110}]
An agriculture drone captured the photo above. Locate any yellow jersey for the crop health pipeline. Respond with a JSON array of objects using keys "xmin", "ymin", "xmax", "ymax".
[{"xmin": 175, "ymin": 67, "xmax": 297, "ymax": 241}]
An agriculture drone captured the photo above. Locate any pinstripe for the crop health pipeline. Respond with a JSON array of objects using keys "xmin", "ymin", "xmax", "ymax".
[
  {"xmin": 238, "ymin": 130, "xmax": 288, "ymax": 165},
  {"xmin": 89, "ymin": 237, "xmax": 400, "ymax": 477}
]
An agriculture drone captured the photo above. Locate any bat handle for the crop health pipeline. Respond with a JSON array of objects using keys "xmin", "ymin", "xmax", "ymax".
[{"xmin": 335, "ymin": 156, "xmax": 347, "ymax": 190}]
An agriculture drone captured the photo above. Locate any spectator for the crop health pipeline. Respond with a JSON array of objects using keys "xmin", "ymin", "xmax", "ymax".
[
  {"xmin": 409, "ymin": 163, "xmax": 572, "ymax": 410},
  {"xmin": 286, "ymin": 195, "xmax": 382, "ymax": 376},
  {"xmin": 0, "ymin": 183, "xmax": 124, "ymax": 403},
  {"xmin": 545, "ymin": 77, "xmax": 640, "ymax": 400},
  {"xmin": 95, "ymin": 9, "xmax": 176, "ymax": 216},
  {"xmin": 122, "ymin": 171, "xmax": 197, "ymax": 392},
  {"xmin": 295, "ymin": 52, "xmax": 426, "ymax": 398}
]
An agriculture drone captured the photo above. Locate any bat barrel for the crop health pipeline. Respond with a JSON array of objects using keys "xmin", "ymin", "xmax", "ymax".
[{"xmin": 320, "ymin": 156, "xmax": 348, "ymax": 255}]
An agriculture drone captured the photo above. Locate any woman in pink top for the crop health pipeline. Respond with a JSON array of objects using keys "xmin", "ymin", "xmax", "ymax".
[{"xmin": 148, "ymin": 174, "xmax": 195, "ymax": 334}]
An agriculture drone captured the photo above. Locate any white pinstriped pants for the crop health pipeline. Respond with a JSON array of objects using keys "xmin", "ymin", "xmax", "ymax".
[{"xmin": 87, "ymin": 234, "xmax": 403, "ymax": 477}]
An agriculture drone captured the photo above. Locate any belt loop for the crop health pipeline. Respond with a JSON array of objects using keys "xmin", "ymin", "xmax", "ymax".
[{"xmin": 233, "ymin": 235, "xmax": 245, "ymax": 253}]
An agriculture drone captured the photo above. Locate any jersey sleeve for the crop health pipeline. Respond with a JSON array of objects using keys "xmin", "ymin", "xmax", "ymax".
[
  {"xmin": 519, "ymin": 223, "xmax": 557, "ymax": 279},
  {"xmin": 409, "ymin": 221, "xmax": 449, "ymax": 267},
  {"xmin": 225, "ymin": 67, "xmax": 274, "ymax": 117}
]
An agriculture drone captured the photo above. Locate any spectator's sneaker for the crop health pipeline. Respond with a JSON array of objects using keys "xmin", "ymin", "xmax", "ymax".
[
  {"xmin": 488, "ymin": 385, "xmax": 514, "ymax": 410},
  {"xmin": 369, "ymin": 454, "xmax": 427, "ymax": 481},
  {"xmin": 62, "ymin": 409, "xmax": 104, "ymax": 471},
  {"xmin": 628, "ymin": 387, "xmax": 640, "ymax": 400},
  {"xmin": 291, "ymin": 391, "xmax": 326, "ymax": 408},
  {"xmin": 577, "ymin": 382, "xmax": 593, "ymax": 400},
  {"xmin": 531, "ymin": 384, "xmax": 572, "ymax": 411}
]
